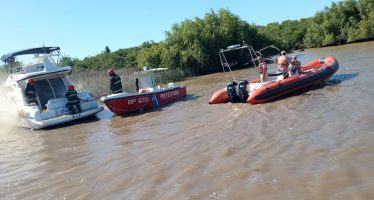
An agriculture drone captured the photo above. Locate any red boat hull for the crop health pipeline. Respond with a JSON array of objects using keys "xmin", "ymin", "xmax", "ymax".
[
  {"xmin": 209, "ymin": 56, "xmax": 339, "ymax": 104},
  {"xmin": 102, "ymin": 86, "xmax": 187, "ymax": 115}
]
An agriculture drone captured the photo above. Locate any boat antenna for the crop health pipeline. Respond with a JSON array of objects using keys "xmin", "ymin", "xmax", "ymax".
[
  {"xmin": 42, "ymin": 44, "xmax": 47, "ymax": 55},
  {"xmin": 42, "ymin": 45, "xmax": 59, "ymax": 66}
]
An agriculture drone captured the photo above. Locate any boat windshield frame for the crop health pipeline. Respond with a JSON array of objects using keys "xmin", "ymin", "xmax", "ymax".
[
  {"xmin": 134, "ymin": 68, "xmax": 169, "ymax": 89},
  {"xmin": 219, "ymin": 42, "xmax": 281, "ymax": 82}
]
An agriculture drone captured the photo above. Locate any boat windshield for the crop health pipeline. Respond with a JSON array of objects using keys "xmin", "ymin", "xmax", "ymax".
[
  {"xmin": 33, "ymin": 77, "xmax": 67, "ymax": 108},
  {"xmin": 135, "ymin": 68, "xmax": 169, "ymax": 89}
]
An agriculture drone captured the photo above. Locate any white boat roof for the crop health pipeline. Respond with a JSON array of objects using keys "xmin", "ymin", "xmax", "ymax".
[
  {"xmin": 2, "ymin": 46, "xmax": 73, "ymax": 82},
  {"xmin": 7, "ymin": 55, "xmax": 71, "ymax": 82},
  {"xmin": 1, "ymin": 47, "xmax": 60, "ymax": 63},
  {"xmin": 134, "ymin": 68, "xmax": 169, "ymax": 75},
  {"xmin": 12, "ymin": 66, "xmax": 71, "ymax": 82}
]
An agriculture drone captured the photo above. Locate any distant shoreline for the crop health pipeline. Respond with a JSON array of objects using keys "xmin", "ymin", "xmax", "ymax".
[{"xmin": 296, "ymin": 38, "xmax": 374, "ymax": 52}]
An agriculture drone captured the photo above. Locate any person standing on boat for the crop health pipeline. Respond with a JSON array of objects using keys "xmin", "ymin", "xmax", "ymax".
[
  {"xmin": 257, "ymin": 56, "xmax": 268, "ymax": 83},
  {"xmin": 289, "ymin": 55, "xmax": 302, "ymax": 77},
  {"xmin": 108, "ymin": 69, "xmax": 123, "ymax": 94},
  {"xmin": 65, "ymin": 85, "xmax": 81, "ymax": 114},
  {"xmin": 277, "ymin": 51, "xmax": 290, "ymax": 78},
  {"xmin": 25, "ymin": 79, "xmax": 37, "ymax": 105}
]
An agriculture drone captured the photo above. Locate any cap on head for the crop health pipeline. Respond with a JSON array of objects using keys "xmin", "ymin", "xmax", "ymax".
[
  {"xmin": 281, "ymin": 51, "xmax": 286, "ymax": 55},
  {"xmin": 107, "ymin": 69, "xmax": 114, "ymax": 76},
  {"xmin": 69, "ymin": 85, "xmax": 75, "ymax": 90},
  {"xmin": 28, "ymin": 79, "xmax": 34, "ymax": 85}
]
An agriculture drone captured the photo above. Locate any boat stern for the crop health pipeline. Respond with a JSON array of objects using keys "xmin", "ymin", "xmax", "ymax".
[{"xmin": 24, "ymin": 93, "xmax": 103, "ymax": 129}]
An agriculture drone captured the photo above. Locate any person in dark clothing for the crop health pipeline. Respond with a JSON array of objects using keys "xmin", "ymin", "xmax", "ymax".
[
  {"xmin": 108, "ymin": 69, "xmax": 123, "ymax": 94},
  {"xmin": 65, "ymin": 85, "xmax": 81, "ymax": 114},
  {"xmin": 25, "ymin": 79, "xmax": 37, "ymax": 105}
]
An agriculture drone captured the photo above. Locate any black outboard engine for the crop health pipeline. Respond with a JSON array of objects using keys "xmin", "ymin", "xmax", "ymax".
[
  {"xmin": 227, "ymin": 82, "xmax": 238, "ymax": 103},
  {"xmin": 238, "ymin": 80, "xmax": 249, "ymax": 103}
]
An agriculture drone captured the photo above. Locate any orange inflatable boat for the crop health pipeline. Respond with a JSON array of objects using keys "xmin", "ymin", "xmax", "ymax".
[{"xmin": 209, "ymin": 56, "xmax": 339, "ymax": 104}]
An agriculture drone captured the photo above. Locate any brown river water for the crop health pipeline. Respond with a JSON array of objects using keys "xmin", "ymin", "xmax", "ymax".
[{"xmin": 1, "ymin": 41, "xmax": 374, "ymax": 200}]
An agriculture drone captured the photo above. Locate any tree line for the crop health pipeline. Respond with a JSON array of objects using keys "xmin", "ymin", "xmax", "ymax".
[{"xmin": 61, "ymin": 0, "xmax": 374, "ymax": 76}]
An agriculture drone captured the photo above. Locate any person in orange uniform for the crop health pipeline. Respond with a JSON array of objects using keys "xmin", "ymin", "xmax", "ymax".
[
  {"xmin": 277, "ymin": 51, "xmax": 290, "ymax": 78},
  {"xmin": 257, "ymin": 56, "xmax": 268, "ymax": 83}
]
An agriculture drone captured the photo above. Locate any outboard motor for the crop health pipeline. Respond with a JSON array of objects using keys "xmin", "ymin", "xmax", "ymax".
[
  {"xmin": 226, "ymin": 82, "xmax": 238, "ymax": 103},
  {"xmin": 238, "ymin": 80, "xmax": 249, "ymax": 103}
]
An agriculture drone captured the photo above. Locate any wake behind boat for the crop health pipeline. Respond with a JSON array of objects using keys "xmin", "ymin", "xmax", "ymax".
[
  {"xmin": 101, "ymin": 68, "xmax": 186, "ymax": 115},
  {"xmin": 209, "ymin": 44, "xmax": 339, "ymax": 104},
  {"xmin": 1, "ymin": 47, "xmax": 103, "ymax": 129}
]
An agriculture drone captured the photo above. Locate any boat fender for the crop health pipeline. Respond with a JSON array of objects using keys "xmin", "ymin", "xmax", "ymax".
[
  {"xmin": 238, "ymin": 80, "xmax": 249, "ymax": 103},
  {"xmin": 139, "ymin": 88, "xmax": 150, "ymax": 93},
  {"xmin": 226, "ymin": 82, "xmax": 239, "ymax": 103}
]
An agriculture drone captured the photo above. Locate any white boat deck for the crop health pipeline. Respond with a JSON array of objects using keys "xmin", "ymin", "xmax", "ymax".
[{"xmin": 249, "ymin": 74, "xmax": 284, "ymax": 92}]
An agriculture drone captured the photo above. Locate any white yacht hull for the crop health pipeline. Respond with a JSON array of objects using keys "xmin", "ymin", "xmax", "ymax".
[{"xmin": 25, "ymin": 106, "xmax": 103, "ymax": 129}]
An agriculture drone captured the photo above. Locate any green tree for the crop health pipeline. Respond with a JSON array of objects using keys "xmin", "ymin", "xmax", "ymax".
[
  {"xmin": 104, "ymin": 46, "xmax": 111, "ymax": 53},
  {"xmin": 139, "ymin": 8, "xmax": 274, "ymax": 75},
  {"xmin": 62, "ymin": 0, "xmax": 374, "ymax": 75},
  {"xmin": 60, "ymin": 55, "xmax": 81, "ymax": 68}
]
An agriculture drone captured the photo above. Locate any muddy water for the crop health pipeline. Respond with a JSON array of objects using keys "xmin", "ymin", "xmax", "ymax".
[{"xmin": 1, "ymin": 41, "xmax": 374, "ymax": 200}]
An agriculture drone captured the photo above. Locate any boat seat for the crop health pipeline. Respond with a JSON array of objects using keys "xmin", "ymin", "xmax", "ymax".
[{"xmin": 46, "ymin": 98, "xmax": 68, "ymax": 110}]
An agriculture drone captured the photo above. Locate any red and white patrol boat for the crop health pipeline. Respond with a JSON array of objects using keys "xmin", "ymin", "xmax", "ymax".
[{"xmin": 100, "ymin": 68, "xmax": 187, "ymax": 115}]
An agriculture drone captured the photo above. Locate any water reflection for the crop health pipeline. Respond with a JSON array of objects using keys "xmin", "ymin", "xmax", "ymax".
[{"xmin": 327, "ymin": 72, "xmax": 359, "ymax": 85}]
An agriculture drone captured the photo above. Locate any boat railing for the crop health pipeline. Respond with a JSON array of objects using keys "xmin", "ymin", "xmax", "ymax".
[{"xmin": 219, "ymin": 42, "xmax": 280, "ymax": 82}]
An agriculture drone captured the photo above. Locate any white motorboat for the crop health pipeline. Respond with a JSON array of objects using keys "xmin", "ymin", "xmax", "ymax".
[{"xmin": 1, "ymin": 47, "xmax": 103, "ymax": 129}]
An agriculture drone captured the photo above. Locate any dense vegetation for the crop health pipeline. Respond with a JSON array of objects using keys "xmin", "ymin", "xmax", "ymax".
[{"xmin": 61, "ymin": 0, "xmax": 374, "ymax": 76}]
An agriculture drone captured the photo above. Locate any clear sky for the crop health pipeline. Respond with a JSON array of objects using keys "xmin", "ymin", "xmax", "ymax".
[{"xmin": 0, "ymin": 0, "xmax": 337, "ymax": 59}]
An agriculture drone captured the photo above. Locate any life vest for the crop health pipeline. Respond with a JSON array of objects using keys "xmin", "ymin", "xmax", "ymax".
[
  {"xmin": 66, "ymin": 90, "xmax": 80, "ymax": 104},
  {"xmin": 25, "ymin": 85, "xmax": 36, "ymax": 99},
  {"xmin": 277, "ymin": 55, "xmax": 289, "ymax": 66},
  {"xmin": 110, "ymin": 74, "xmax": 123, "ymax": 94}
]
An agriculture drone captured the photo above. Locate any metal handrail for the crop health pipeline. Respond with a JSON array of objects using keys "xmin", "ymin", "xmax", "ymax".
[{"xmin": 219, "ymin": 42, "xmax": 280, "ymax": 82}]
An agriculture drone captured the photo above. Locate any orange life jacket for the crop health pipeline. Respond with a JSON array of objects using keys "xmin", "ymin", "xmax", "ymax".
[{"xmin": 277, "ymin": 55, "xmax": 289, "ymax": 66}]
